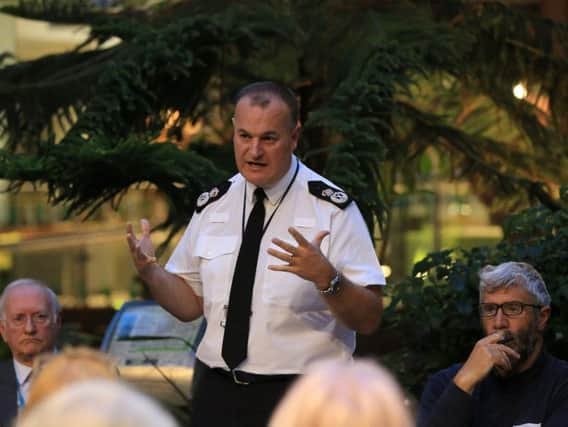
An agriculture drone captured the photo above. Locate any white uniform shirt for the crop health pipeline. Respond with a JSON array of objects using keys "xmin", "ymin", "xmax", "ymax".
[{"xmin": 165, "ymin": 157, "xmax": 386, "ymax": 374}]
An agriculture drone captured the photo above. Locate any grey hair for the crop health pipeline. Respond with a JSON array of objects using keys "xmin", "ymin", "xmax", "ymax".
[
  {"xmin": 479, "ymin": 262, "xmax": 551, "ymax": 306},
  {"xmin": 234, "ymin": 81, "xmax": 299, "ymax": 129},
  {"xmin": 0, "ymin": 278, "xmax": 61, "ymax": 319}
]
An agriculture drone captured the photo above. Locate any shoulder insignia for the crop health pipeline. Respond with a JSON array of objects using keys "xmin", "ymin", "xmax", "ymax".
[
  {"xmin": 308, "ymin": 181, "xmax": 352, "ymax": 209},
  {"xmin": 195, "ymin": 180, "xmax": 232, "ymax": 213}
]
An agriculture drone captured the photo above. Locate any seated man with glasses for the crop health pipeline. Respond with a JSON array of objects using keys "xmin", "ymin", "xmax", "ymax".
[
  {"xmin": 0, "ymin": 279, "xmax": 61, "ymax": 427},
  {"xmin": 417, "ymin": 261, "xmax": 568, "ymax": 427}
]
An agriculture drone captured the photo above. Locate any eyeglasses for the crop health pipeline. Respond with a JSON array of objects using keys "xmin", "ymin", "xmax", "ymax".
[
  {"xmin": 478, "ymin": 301, "xmax": 542, "ymax": 317},
  {"xmin": 1, "ymin": 312, "xmax": 53, "ymax": 328}
]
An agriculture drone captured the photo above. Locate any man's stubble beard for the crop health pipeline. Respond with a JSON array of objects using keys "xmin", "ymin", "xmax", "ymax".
[{"xmin": 494, "ymin": 320, "xmax": 540, "ymax": 377}]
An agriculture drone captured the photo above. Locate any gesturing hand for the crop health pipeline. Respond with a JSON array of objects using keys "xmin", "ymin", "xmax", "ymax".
[
  {"xmin": 126, "ymin": 219, "xmax": 157, "ymax": 273},
  {"xmin": 267, "ymin": 227, "xmax": 336, "ymax": 289}
]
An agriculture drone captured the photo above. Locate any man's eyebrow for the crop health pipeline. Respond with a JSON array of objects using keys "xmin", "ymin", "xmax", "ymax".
[{"xmin": 261, "ymin": 131, "xmax": 279, "ymax": 137}]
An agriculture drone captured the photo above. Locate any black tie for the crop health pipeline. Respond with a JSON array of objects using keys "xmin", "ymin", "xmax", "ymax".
[{"xmin": 222, "ymin": 187, "xmax": 266, "ymax": 370}]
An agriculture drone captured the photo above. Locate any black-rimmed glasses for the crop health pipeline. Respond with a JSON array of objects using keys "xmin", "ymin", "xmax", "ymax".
[{"xmin": 478, "ymin": 301, "xmax": 542, "ymax": 317}]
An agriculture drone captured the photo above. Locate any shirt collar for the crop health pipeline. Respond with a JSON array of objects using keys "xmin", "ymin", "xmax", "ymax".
[
  {"xmin": 245, "ymin": 155, "xmax": 299, "ymax": 206},
  {"xmin": 13, "ymin": 358, "xmax": 33, "ymax": 385}
]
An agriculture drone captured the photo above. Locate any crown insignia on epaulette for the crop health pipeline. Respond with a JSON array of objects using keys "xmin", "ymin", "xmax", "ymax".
[
  {"xmin": 195, "ymin": 180, "xmax": 232, "ymax": 213},
  {"xmin": 308, "ymin": 181, "xmax": 352, "ymax": 209}
]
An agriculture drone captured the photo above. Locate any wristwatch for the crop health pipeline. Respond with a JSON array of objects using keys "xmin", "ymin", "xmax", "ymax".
[{"xmin": 320, "ymin": 271, "xmax": 341, "ymax": 296}]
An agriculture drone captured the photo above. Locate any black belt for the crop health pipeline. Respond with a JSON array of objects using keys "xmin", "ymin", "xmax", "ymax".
[{"xmin": 211, "ymin": 367, "xmax": 297, "ymax": 386}]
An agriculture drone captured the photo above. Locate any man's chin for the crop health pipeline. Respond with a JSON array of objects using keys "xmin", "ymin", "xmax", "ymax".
[
  {"xmin": 494, "ymin": 365, "xmax": 515, "ymax": 378},
  {"xmin": 494, "ymin": 354, "xmax": 524, "ymax": 378},
  {"xmin": 20, "ymin": 343, "xmax": 45, "ymax": 356}
]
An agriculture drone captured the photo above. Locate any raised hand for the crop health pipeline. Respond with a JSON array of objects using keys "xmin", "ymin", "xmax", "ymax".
[
  {"xmin": 267, "ymin": 227, "xmax": 336, "ymax": 289},
  {"xmin": 126, "ymin": 218, "xmax": 157, "ymax": 273},
  {"xmin": 453, "ymin": 331, "xmax": 520, "ymax": 394}
]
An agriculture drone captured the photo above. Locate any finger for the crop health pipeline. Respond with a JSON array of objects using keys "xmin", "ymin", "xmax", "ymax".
[
  {"xmin": 288, "ymin": 227, "xmax": 309, "ymax": 246},
  {"xmin": 267, "ymin": 248, "xmax": 294, "ymax": 263},
  {"xmin": 126, "ymin": 226, "xmax": 138, "ymax": 252},
  {"xmin": 271, "ymin": 238, "xmax": 298, "ymax": 254},
  {"xmin": 126, "ymin": 234, "xmax": 137, "ymax": 252},
  {"xmin": 312, "ymin": 230, "xmax": 330, "ymax": 248},
  {"xmin": 497, "ymin": 344, "xmax": 520, "ymax": 359},
  {"xmin": 267, "ymin": 263, "xmax": 294, "ymax": 272},
  {"xmin": 140, "ymin": 218, "xmax": 151, "ymax": 236},
  {"xmin": 486, "ymin": 331, "xmax": 507, "ymax": 344},
  {"xmin": 498, "ymin": 350, "xmax": 512, "ymax": 371}
]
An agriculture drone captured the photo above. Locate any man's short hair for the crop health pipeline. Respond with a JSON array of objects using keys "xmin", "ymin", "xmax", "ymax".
[
  {"xmin": 234, "ymin": 81, "xmax": 299, "ymax": 128},
  {"xmin": 479, "ymin": 262, "xmax": 551, "ymax": 306},
  {"xmin": 0, "ymin": 278, "xmax": 61, "ymax": 319}
]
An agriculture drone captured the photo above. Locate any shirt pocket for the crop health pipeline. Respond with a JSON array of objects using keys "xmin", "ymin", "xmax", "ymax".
[{"xmin": 194, "ymin": 235, "xmax": 239, "ymax": 303}]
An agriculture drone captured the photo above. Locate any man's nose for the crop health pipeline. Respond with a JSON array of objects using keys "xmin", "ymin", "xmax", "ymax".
[
  {"xmin": 249, "ymin": 139, "xmax": 263, "ymax": 157},
  {"xmin": 493, "ymin": 307, "xmax": 509, "ymax": 329},
  {"xmin": 24, "ymin": 316, "xmax": 37, "ymax": 333}
]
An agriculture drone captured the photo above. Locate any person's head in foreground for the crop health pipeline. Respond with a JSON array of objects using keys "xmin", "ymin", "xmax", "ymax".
[
  {"xmin": 268, "ymin": 358, "xmax": 414, "ymax": 427},
  {"xmin": 16, "ymin": 379, "xmax": 178, "ymax": 427},
  {"xmin": 478, "ymin": 261, "xmax": 551, "ymax": 376},
  {"xmin": 25, "ymin": 346, "xmax": 118, "ymax": 412}
]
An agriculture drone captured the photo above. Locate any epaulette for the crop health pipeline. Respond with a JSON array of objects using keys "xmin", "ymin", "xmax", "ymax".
[
  {"xmin": 195, "ymin": 180, "xmax": 232, "ymax": 213},
  {"xmin": 308, "ymin": 181, "xmax": 352, "ymax": 209}
]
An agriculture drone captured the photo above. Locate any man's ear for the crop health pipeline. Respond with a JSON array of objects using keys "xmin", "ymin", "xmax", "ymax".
[
  {"xmin": 291, "ymin": 122, "xmax": 301, "ymax": 150},
  {"xmin": 55, "ymin": 313, "xmax": 62, "ymax": 330},
  {"xmin": 537, "ymin": 305, "xmax": 551, "ymax": 331},
  {"xmin": 0, "ymin": 321, "xmax": 7, "ymax": 342}
]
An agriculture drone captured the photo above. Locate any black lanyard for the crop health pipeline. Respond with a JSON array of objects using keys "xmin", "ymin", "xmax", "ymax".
[{"xmin": 241, "ymin": 158, "xmax": 300, "ymax": 239}]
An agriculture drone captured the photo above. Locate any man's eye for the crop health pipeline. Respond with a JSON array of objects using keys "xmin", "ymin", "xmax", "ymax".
[{"xmin": 239, "ymin": 133, "xmax": 251, "ymax": 140}]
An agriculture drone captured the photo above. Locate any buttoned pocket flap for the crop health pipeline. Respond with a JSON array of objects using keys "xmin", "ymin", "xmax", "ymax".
[
  {"xmin": 209, "ymin": 212, "xmax": 229, "ymax": 223},
  {"xmin": 294, "ymin": 217, "xmax": 315, "ymax": 228},
  {"xmin": 195, "ymin": 236, "xmax": 238, "ymax": 260}
]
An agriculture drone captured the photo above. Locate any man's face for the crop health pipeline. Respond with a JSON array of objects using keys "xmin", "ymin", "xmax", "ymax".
[
  {"xmin": 0, "ymin": 285, "xmax": 60, "ymax": 366},
  {"xmin": 480, "ymin": 285, "xmax": 550, "ymax": 376},
  {"xmin": 233, "ymin": 96, "xmax": 300, "ymax": 188}
]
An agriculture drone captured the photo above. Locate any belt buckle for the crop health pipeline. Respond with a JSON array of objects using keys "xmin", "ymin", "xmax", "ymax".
[{"xmin": 231, "ymin": 370, "xmax": 250, "ymax": 385}]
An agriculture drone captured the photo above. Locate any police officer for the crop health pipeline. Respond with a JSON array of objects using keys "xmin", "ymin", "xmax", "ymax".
[{"xmin": 127, "ymin": 81, "xmax": 386, "ymax": 427}]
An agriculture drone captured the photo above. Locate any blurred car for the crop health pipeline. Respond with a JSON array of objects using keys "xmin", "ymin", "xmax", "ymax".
[{"xmin": 100, "ymin": 300, "xmax": 205, "ymax": 414}]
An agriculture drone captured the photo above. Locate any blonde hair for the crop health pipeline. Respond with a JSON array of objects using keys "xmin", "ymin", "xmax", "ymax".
[
  {"xmin": 26, "ymin": 346, "xmax": 118, "ymax": 412},
  {"xmin": 16, "ymin": 379, "xmax": 178, "ymax": 427},
  {"xmin": 269, "ymin": 358, "xmax": 414, "ymax": 427}
]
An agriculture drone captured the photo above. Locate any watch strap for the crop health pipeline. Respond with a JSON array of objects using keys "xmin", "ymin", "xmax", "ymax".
[{"xmin": 320, "ymin": 271, "xmax": 341, "ymax": 296}]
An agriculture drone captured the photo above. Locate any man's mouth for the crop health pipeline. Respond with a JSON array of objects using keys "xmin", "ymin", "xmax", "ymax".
[
  {"xmin": 499, "ymin": 331, "xmax": 515, "ymax": 346},
  {"xmin": 247, "ymin": 161, "xmax": 266, "ymax": 168}
]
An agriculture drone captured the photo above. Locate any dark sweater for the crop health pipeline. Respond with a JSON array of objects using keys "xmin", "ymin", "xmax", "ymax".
[
  {"xmin": 417, "ymin": 352, "xmax": 568, "ymax": 427},
  {"xmin": 0, "ymin": 359, "xmax": 18, "ymax": 427}
]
